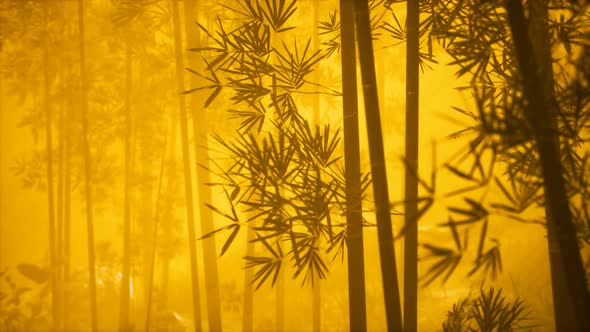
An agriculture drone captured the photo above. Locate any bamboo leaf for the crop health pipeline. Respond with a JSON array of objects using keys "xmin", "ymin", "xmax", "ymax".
[{"xmin": 220, "ymin": 224, "xmax": 241, "ymax": 256}]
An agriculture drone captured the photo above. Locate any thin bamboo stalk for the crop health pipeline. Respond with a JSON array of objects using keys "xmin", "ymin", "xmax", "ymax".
[
  {"xmin": 77, "ymin": 0, "xmax": 99, "ymax": 330},
  {"xmin": 170, "ymin": 0, "xmax": 203, "ymax": 330}
]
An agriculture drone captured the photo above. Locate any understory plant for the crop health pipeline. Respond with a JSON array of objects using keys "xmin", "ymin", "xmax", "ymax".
[{"xmin": 441, "ymin": 287, "xmax": 533, "ymax": 332}]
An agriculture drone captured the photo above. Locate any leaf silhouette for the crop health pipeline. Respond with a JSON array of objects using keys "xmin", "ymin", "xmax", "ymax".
[{"xmin": 16, "ymin": 264, "xmax": 48, "ymax": 284}]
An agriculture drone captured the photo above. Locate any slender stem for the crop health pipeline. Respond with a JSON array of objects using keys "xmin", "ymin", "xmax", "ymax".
[
  {"xmin": 56, "ymin": 97, "xmax": 64, "ymax": 324},
  {"xmin": 77, "ymin": 0, "xmax": 98, "ymax": 330},
  {"xmin": 145, "ymin": 133, "xmax": 168, "ymax": 332},
  {"xmin": 119, "ymin": 42, "xmax": 133, "ymax": 332},
  {"xmin": 63, "ymin": 89, "xmax": 72, "ymax": 331},
  {"xmin": 242, "ymin": 223, "xmax": 255, "ymax": 332},
  {"xmin": 312, "ymin": 3, "xmax": 322, "ymax": 328},
  {"xmin": 43, "ymin": 3, "xmax": 59, "ymax": 330},
  {"xmin": 183, "ymin": 2, "xmax": 223, "ymax": 330}
]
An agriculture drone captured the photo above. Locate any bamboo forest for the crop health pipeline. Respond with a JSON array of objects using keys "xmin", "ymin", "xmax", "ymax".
[{"xmin": 1, "ymin": 0, "xmax": 590, "ymax": 331}]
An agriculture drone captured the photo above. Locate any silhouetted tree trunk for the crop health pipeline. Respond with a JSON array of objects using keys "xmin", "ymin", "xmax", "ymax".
[
  {"xmin": 170, "ymin": 0, "xmax": 203, "ymax": 330},
  {"xmin": 339, "ymin": 0, "xmax": 367, "ymax": 331},
  {"xmin": 526, "ymin": 1, "xmax": 577, "ymax": 330},
  {"xmin": 353, "ymin": 0, "xmax": 403, "ymax": 330},
  {"xmin": 119, "ymin": 43, "xmax": 132, "ymax": 332},
  {"xmin": 505, "ymin": 1, "xmax": 590, "ymax": 330},
  {"xmin": 183, "ymin": 2, "xmax": 223, "ymax": 330},
  {"xmin": 404, "ymin": 1, "xmax": 420, "ymax": 331},
  {"xmin": 43, "ymin": 3, "xmax": 60, "ymax": 329},
  {"xmin": 77, "ymin": 1, "xmax": 98, "ymax": 330}
]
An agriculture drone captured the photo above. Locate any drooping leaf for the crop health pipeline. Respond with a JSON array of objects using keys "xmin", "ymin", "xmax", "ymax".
[{"xmin": 16, "ymin": 264, "xmax": 48, "ymax": 284}]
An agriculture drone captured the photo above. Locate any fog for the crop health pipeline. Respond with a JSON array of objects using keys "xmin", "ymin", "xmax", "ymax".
[{"xmin": 0, "ymin": 0, "xmax": 589, "ymax": 331}]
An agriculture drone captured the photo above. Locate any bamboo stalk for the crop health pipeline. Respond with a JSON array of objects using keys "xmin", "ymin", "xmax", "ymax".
[
  {"xmin": 43, "ymin": 3, "xmax": 59, "ymax": 329},
  {"xmin": 183, "ymin": 2, "xmax": 223, "ymax": 330},
  {"xmin": 170, "ymin": 0, "xmax": 203, "ymax": 330},
  {"xmin": 77, "ymin": 0, "xmax": 99, "ymax": 330},
  {"xmin": 119, "ymin": 42, "xmax": 133, "ymax": 332},
  {"xmin": 145, "ymin": 130, "xmax": 168, "ymax": 332},
  {"xmin": 353, "ymin": 0, "xmax": 403, "ymax": 330},
  {"xmin": 339, "ymin": 0, "xmax": 367, "ymax": 330},
  {"xmin": 505, "ymin": 1, "xmax": 590, "ymax": 330},
  {"xmin": 403, "ymin": 0, "xmax": 420, "ymax": 331}
]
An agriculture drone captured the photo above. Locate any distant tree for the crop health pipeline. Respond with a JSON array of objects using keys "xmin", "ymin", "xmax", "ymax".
[
  {"xmin": 185, "ymin": 0, "xmax": 345, "ymax": 298},
  {"xmin": 41, "ymin": 3, "xmax": 60, "ymax": 329},
  {"xmin": 182, "ymin": 1, "xmax": 223, "ymax": 330},
  {"xmin": 77, "ymin": 0, "xmax": 99, "ymax": 330},
  {"xmin": 170, "ymin": 0, "xmax": 203, "ymax": 330},
  {"xmin": 144, "ymin": 132, "xmax": 168, "ymax": 332}
]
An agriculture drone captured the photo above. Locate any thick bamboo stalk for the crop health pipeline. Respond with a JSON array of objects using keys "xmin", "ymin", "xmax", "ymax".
[
  {"xmin": 527, "ymin": 1, "xmax": 577, "ymax": 330},
  {"xmin": 353, "ymin": 0, "xmax": 403, "ymax": 330},
  {"xmin": 505, "ymin": 1, "xmax": 590, "ymax": 330},
  {"xmin": 339, "ymin": 0, "xmax": 367, "ymax": 331},
  {"xmin": 403, "ymin": 1, "xmax": 420, "ymax": 331}
]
